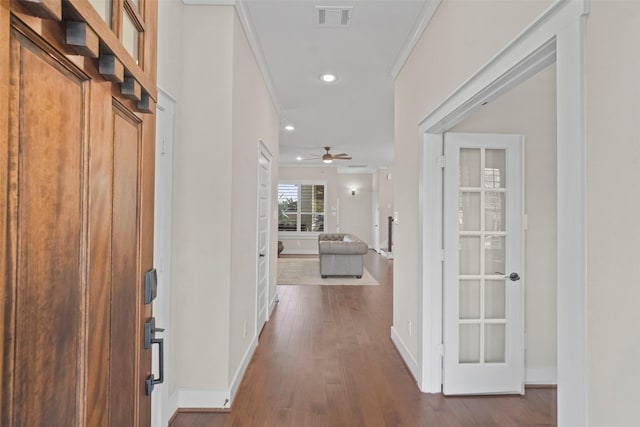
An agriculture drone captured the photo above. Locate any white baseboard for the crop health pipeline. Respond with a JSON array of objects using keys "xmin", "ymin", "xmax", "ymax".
[
  {"xmin": 229, "ymin": 334, "xmax": 258, "ymax": 403},
  {"xmin": 176, "ymin": 388, "xmax": 230, "ymax": 409},
  {"xmin": 281, "ymin": 249, "xmax": 318, "ymax": 255},
  {"xmin": 171, "ymin": 335, "xmax": 258, "ymax": 412},
  {"xmin": 390, "ymin": 326, "xmax": 419, "ymax": 383},
  {"xmin": 525, "ymin": 367, "xmax": 557, "ymax": 385},
  {"xmin": 269, "ymin": 289, "xmax": 279, "ymax": 317},
  {"xmin": 167, "ymin": 390, "xmax": 179, "ymax": 425}
]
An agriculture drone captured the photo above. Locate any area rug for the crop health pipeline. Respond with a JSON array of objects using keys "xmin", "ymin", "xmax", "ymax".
[{"xmin": 277, "ymin": 258, "xmax": 379, "ymax": 286}]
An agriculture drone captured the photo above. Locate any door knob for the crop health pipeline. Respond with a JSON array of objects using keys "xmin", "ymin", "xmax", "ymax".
[{"xmin": 508, "ymin": 272, "xmax": 521, "ymax": 281}]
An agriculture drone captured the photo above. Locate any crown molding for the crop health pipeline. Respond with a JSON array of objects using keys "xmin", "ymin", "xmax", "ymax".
[
  {"xmin": 389, "ymin": 0, "xmax": 441, "ymax": 80},
  {"xmin": 234, "ymin": 0, "xmax": 282, "ymax": 115}
]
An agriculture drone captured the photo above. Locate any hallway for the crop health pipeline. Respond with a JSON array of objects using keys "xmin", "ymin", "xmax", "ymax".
[{"xmin": 170, "ymin": 252, "xmax": 555, "ymax": 427}]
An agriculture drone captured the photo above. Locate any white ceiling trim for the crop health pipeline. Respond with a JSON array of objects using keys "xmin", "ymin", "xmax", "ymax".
[
  {"xmin": 389, "ymin": 0, "xmax": 441, "ymax": 80},
  {"xmin": 234, "ymin": 0, "xmax": 282, "ymax": 115},
  {"xmin": 180, "ymin": 0, "xmax": 282, "ymax": 116}
]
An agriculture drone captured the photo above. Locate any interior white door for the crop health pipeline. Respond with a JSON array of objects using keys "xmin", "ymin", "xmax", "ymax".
[
  {"xmin": 443, "ymin": 132, "xmax": 525, "ymax": 395},
  {"xmin": 151, "ymin": 91, "xmax": 174, "ymax": 427},
  {"xmin": 371, "ymin": 191, "xmax": 380, "ymax": 252},
  {"xmin": 256, "ymin": 142, "xmax": 272, "ymax": 334}
]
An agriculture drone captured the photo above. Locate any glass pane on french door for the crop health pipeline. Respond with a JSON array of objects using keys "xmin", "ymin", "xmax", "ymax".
[{"xmin": 458, "ymin": 148, "xmax": 507, "ymax": 365}]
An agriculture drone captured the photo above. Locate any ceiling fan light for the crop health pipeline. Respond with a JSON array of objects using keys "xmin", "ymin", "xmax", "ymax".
[
  {"xmin": 323, "ymin": 158, "xmax": 333, "ymax": 164},
  {"xmin": 284, "ymin": 124, "xmax": 295, "ymax": 131}
]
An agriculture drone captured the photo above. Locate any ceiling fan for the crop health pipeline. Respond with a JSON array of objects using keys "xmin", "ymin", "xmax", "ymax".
[{"xmin": 302, "ymin": 146, "xmax": 352, "ymax": 164}]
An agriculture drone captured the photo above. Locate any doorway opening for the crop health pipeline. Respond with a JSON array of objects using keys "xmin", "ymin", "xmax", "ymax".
[{"xmin": 417, "ymin": 2, "xmax": 588, "ymax": 425}]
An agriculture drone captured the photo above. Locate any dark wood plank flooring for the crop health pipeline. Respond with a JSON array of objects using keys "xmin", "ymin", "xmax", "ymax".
[{"xmin": 170, "ymin": 252, "xmax": 556, "ymax": 427}]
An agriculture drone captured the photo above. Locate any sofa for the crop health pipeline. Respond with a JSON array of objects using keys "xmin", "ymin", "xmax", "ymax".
[{"xmin": 318, "ymin": 233, "xmax": 369, "ymax": 278}]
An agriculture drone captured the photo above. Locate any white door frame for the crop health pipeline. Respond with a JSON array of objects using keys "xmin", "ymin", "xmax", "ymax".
[
  {"xmin": 152, "ymin": 87, "xmax": 176, "ymax": 427},
  {"xmin": 256, "ymin": 140, "xmax": 272, "ymax": 335},
  {"xmin": 417, "ymin": 1, "xmax": 588, "ymax": 425}
]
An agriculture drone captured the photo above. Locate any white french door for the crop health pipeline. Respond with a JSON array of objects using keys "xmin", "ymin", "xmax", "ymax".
[{"xmin": 442, "ymin": 133, "xmax": 525, "ymax": 395}]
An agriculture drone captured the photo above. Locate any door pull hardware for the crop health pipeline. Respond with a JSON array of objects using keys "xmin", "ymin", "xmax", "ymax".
[
  {"xmin": 144, "ymin": 268, "xmax": 158, "ymax": 304},
  {"xmin": 144, "ymin": 317, "xmax": 165, "ymax": 349},
  {"xmin": 259, "ymin": 253, "xmax": 265, "ymax": 257},
  {"xmin": 145, "ymin": 337, "xmax": 164, "ymax": 395},
  {"xmin": 144, "ymin": 317, "xmax": 165, "ymax": 395}
]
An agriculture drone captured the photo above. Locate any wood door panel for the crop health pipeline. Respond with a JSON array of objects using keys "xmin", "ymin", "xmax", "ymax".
[
  {"xmin": 0, "ymin": 1, "xmax": 10, "ymax": 421},
  {"xmin": 109, "ymin": 104, "xmax": 141, "ymax": 427},
  {"xmin": 11, "ymin": 32, "xmax": 86, "ymax": 426},
  {"xmin": 86, "ymin": 79, "xmax": 115, "ymax": 427}
]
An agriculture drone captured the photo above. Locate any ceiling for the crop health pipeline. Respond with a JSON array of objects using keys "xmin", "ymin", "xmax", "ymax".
[{"xmin": 241, "ymin": 0, "xmax": 433, "ymax": 171}]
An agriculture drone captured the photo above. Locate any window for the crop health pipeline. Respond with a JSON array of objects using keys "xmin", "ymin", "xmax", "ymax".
[
  {"xmin": 88, "ymin": 0, "xmax": 145, "ymax": 65},
  {"xmin": 89, "ymin": 0, "xmax": 112, "ymax": 26},
  {"xmin": 278, "ymin": 183, "xmax": 325, "ymax": 233}
]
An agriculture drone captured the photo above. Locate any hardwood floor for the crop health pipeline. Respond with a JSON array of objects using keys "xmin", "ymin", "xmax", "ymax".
[{"xmin": 170, "ymin": 252, "xmax": 556, "ymax": 427}]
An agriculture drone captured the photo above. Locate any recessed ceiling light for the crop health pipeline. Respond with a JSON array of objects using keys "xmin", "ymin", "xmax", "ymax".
[
  {"xmin": 320, "ymin": 73, "xmax": 337, "ymax": 83},
  {"xmin": 296, "ymin": 156, "xmax": 302, "ymax": 161},
  {"xmin": 284, "ymin": 124, "xmax": 295, "ymax": 131}
]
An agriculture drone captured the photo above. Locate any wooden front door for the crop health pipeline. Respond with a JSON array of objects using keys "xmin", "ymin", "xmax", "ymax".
[{"xmin": 1, "ymin": 0, "xmax": 158, "ymax": 425}]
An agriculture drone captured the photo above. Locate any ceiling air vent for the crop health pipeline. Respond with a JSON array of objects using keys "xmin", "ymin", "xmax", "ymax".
[
  {"xmin": 316, "ymin": 6, "xmax": 352, "ymax": 27},
  {"xmin": 348, "ymin": 165, "xmax": 368, "ymax": 168}
]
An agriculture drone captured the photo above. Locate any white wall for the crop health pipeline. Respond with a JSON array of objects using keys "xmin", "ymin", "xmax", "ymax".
[
  {"xmin": 164, "ymin": 4, "xmax": 280, "ymax": 408},
  {"xmin": 337, "ymin": 173, "xmax": 373, "ymax": 246},
  {"xmin": 451, "ymin": 64, "xmax": 557, "ymax": 380},
  {"xmin": 173, "ymin": 5, "xmax": 234, "ymax": 393},
  {"xmin": 229, "ymin": 10, "xmax": 280, "ymax": 383},
  {"xmin": 394, "ymin": 0, "xmax": 552, "ymax": 359},
  {"xmin": 157, "ymin": 0, "xmax": 183, "ymax": 99},
  {"xmin": 586, "ymin": 2, "xmax": 640, "ymax": 425},
  {"xmin": 157, "ymin": 0, "xmax": 183, "ymax": 399}
]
